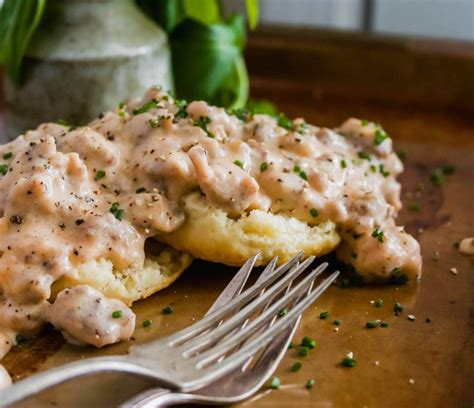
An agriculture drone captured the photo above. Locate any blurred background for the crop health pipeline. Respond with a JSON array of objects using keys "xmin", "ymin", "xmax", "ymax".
[{"xmin": 229, "ymin": 0, "xmax": 474, "ymax": 41}]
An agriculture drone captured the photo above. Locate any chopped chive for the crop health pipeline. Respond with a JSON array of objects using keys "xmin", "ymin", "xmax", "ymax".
[
  {"xmin": 233, "ymin": 160, "xmax": 244, "ymax": 169},
  {"xmin": 270, "ymin": 376, "xmax": 281, "ymax": 389},
  {"xmin": 340, "ymin": 159, "xmax": 347, "ymax": 168},
  {"xmin": 374, "ymin": 127, "xmax": 388, "ymax": 145},
  {"xmin": 366, "ymin": 320, "xmax": 380, "ymax": 329},
  {"xmin": 162, "ymin": 306, "xmax": 173, "ymax": 314},
  {"xmin": 133, "ymin": 100, "xmax": 158, "ymax": 115},
  {"xmin": 15, "ymin": 334, "xmax": 26, "ymax": 344},
  {"xmin": 175, "ymin": 99, "xmax": 188, "ymax": 118},
  {"xmin": 136, "ymin": 187, "xmax": 146, "ymax": 194},
  {"xmin": 374, "ymin": 298, "xmax": 384, "ymax": 308},
  {"xmin": 379, "ymin": 164, "xmax": 390, "ymax": 177},
  {"xmin": 408, "ymin": 201, "xmax": 421, "ymax": 212},
  {"xmin": 342, "ymin": 357, "xmax": 357, "ymax": 367},
  {"xmin": 298, "ymin": 346, "xmax": 310, "ymax": 357},
  {"xmin": 278, "ymin": 307, "xmax": 288, "ymax": 317},
  {"xmin": 94, "ymin": 169, "xmax": 106, "ymax": 180},
  {"xmin": 319, "ymin": 311, "xmax": 329, "ymax": 319},
  {"xmin": 388, "ymin": 268, "xmax": 409, "ymax": 285},
  {"xmin": 381, "ymin": 321, "xmax": 389, "ymax": 328},
  {"xmin": 110, "ymin": 203, "xmax": 125, "ymax": 221},
  {"xmin": 305, "ymin": 379, "xmax": 316, "ymax": 389},
  {"xmin": 291, "ymin": 361, "xmax": 302, "ymax": 372},
  {"xmin": 334, "ymin": 319, "xmax": 342, "ymax": 326},
  {"xmin": 150, "ymin": 117, "xmax": 162, "ymax": 128},
  {"xmin": 260, "ymin": 161, "xmax": 268, "ymax": 172},
  {"xmin": 293, "ymin": 165, "xmax": 308, "ymax": 181},
  {"xmin": 430, "ymin": 169, "xmax": 444, "ymax": 186},
  {"xmin": 397, "ymin": 149, "xmax": 407, "ymax": 161},
  {"xmin": 369, "ymin": 164, "xmax": 377, "ymax": 173},
  {"xmin": 112, "ymin": 310, "xmax": 122, "ymax": 319},
  {"xmin": 453, "ymin": 241, "xmax": 460, "ymax": 249},
  {"xmin": 301, "ymin": 336, "xmax": 316, "ymax": 349},
  {"xmin": 193, "ymin": 116, "xmax": 214, "ymax": 138},
  {"xmin": 372, "ymin": 228, "xmax": 384, "ymax": 243},
  {"xmin": 394, "ymin": 302, "xmax": 404, "ymax": 315},
  {"xmin": 309, "ymin": 208, "xmax": 318, "ymax": 218},
  {"xmin": 277, "ymin": 113, "xmax": 293, "ymax": 130},
  {"xmin": 142, "ymin": 319, "xmax": 152, "ymax": 328},
  {"xmin": 357, "ymin": 151, "xmax": 371, "ymax": 161},
  {"xmin": 0, "ymin": 164, "xmax": 8, "ymax": 176},
  {"xmin": 3, "ymin": 152, "xmax": 12, "ymax": 160},
  {"xmin": 361, "ymin": 119, "xmax": 369, "ymax": 126},
  {"xmin": 288, "ymin": 342, "xmax": 294, "ymax": 349},
  {"xmin": 442, "ymin": 165, "xmax": 455, "ymax": 175}
]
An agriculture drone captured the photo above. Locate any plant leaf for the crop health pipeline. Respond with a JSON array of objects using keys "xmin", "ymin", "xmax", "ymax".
[
  {"xmin": 170, "ymin": 14, "xmax": 246, "ymax": 104},
  {"xmin": 135, "ymin": 0, "xmax": 186, "ymax": 33},
  {"xmin": 211, "ymin": 54, "xmax": 248, "ymax": 109},
  {"xmin": 182, "ymin": 0, "xmax": 220, "ymax": 25},
  {"xmin": 245, "ymin": 0, "xmax": 259, "ymax": 30},
  {"xmin": 0, "ymin": 0, "xmax": 47, "ymax": 84}
]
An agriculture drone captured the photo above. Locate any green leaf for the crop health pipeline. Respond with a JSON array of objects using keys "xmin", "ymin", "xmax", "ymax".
[
  {"xmin": 245, "ymin": 0, "xmax": 259, "ymax": 30},
  {"xmin": 170, "ymin": 14, "xmax": 246, "ymax": 105},
  {"xmin": 211, "ymin": 54, "xmax": 248, "ymax": 109},
  {"xmin": 246, "ymin": 99, "xmax": 277, "ymax": 115},
  {"xmin": 136, "ymin": 0, "xmax": 186, "ymax": 33},
  {"xmin": 0, "ymin": 0, "xmax": 47, "ymax": 84},
  {"xmin": 182, "ymin": 0, "xmax": 220, "ymax": 25}
]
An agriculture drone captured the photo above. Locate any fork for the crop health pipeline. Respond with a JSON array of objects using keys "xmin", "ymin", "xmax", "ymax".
[
  {"xmin": 0, "ymin": 254, "xmax": 338, "ymax": 407},
  {"xmin": 122, "ymin": 254, "xmax": 323, "ymax": 407}
]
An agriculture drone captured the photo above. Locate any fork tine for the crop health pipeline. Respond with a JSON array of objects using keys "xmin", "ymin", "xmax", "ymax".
[
  {"xmin": 193, "ymin": 271, "xmax": 340, "ymax": 386},
  {"xmin": 193, "ymin": 262, "xmax": 328, "ymax": 367},
  {"xmin": 180, "ymin": 256, "xmax": 316, "ymax": 355},
  {"xmin": 166, "ymin": 253, "xmax": 304, "ymax": 345},
  {"xmin": 205, "ymin": 253, "xmax": 261, "ymax": 316}
]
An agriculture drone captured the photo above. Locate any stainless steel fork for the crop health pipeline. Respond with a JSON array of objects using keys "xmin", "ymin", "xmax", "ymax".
[
  {"xmin": 123, "ymin": 254, "xmax": 324, "ymax": 407},
  {"xmin": 1, "ymin": 254, "xmax": 338, "ymax": 407}
]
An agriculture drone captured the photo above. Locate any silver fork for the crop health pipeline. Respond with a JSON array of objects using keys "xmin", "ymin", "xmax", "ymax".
[
  {"xmin": 1, "ymin": 254, "xmax": 338, "ymax": 407},
  {"xmin": 123, "ymin": 255, "xmax": 303, "ymax": 407}
]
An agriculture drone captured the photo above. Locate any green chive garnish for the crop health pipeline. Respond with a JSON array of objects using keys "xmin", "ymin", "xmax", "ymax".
[
  {"xmin": 133, "ymin": 100, "xmax": 158, "ymax": 115},
  {"xmin": 136, "ymin": 187, "xmax": 146, "ymax": 194},
  {"xmin": 394, "ymin": 302, "xmax": 403, "ymax": 315},
  {"xmin": 0, "ymin": 164, "xmax": 8, "ymax": 176},
  {"xmin": 381, "ymin": 321, "xmax": 389, "ymax": 328},
  {"xmin": 334, "ymin": 319, "xmax": 342, "ymax": 326},
  {"xmin": 341, "ymin": 159, "xmax": 347, "ymax": 168},
  {"xmin": 366, "ymin": 320, "xmax": 380, "ymax": 329},
  {"xmin": 112, "ymin": 310, "xmax": 122, "ymax": 319},
  {"xmin": 301, "ymin": 336, "xmax": 316, "ymax": 349},
  {"xmin": 110, "ymin": 203, "xmax": 125, "ymax": 221},
  {"xmin": 305, "ymin": 379, "xmax": 316, "ymax": 389},
  {"xmin": 374, "ymin": 298, "xmax": 384, "ymax": 308},
  {"xmin": 372, "ymin": 228, "xmax": 384, "ymax": 243},
  {"xmin": 15, "ymin": 334, "xmax": 26, "ymax": 344},
  {"xmin": 3, "ymin": 152, "xmax": 12, "ymax": 160},
  {"xmin": 233, "ymin": 160, "xmax": 244, "ymax": 169},
  {"xmin": 94, "ymin": 169, "xmax": 106, "ymax": 180},
  {"xmin": 319, "ymin": 311, "xmax": 329, "ymax": 319},
  {"xmin": 291, "ymin": 361, "xmax": 302, "ymax": 372},
  {"xmin": 309, "ymin": 208, "xmax": 318, "ymax": 218},
  {"xmin": 278, "ymin": 307, "xmax": 288, "ymax": 317},
  {"xmin": 298, "ymin": 346, "xmax": 310, "ymax": 357},
  {"xmin": 270, "ymin": 376, "xmax": 281, "ymax": 389},
  {"xmin": 342, "ymin": 357, "xmax": 357, "ymax": 367},
  {"xmin": 162, "ymin": 306, "xmax": 173, "ymax": 315},
  {"xmin": 357, "ymin": 151, "xmax": 371, "ymax": 161},
  {"xmin": 260, "ymin": 161, "xmax": 268, "ymax": 172}
]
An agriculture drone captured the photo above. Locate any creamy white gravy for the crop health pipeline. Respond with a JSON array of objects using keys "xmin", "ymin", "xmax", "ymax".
[{"xmin": 0, "ymin": 86, "xmax": 421, "ymax": 375}]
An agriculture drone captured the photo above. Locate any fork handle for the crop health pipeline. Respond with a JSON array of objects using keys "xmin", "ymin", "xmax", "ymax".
[
  {"xmin": 1, "ymin": 356, "xmax": 156, "ymax": 407},
  {"xmin": 120, "ymin": 387, "xmax": 175, "ymax": 407}
]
